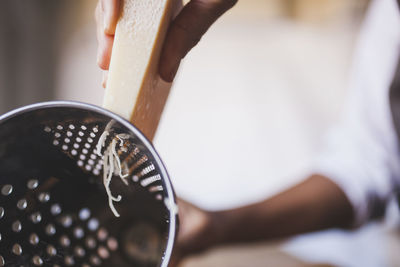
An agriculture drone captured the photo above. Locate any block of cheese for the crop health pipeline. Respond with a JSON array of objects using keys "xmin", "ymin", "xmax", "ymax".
[{"xmin": 103, "ymin": 0, "xmax": 178, "ymax": 141}]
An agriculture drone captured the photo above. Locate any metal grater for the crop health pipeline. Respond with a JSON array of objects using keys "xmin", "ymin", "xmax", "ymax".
[{"xmin": 0, "ymin": 101, "xmax": 177, "ymax": 267}]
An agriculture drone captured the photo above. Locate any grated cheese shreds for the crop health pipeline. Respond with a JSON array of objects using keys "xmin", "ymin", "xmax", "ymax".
[{"xmin": 97, "ymin": 125, "xmax": 130, "ymax": 217}]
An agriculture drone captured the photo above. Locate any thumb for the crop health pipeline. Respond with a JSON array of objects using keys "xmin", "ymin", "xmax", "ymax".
[{"xmin": 159, "ymin": 0, "xmax": 237, "ymax": 82}]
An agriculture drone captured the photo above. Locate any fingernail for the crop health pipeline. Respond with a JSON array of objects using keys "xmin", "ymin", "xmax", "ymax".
[
  {"xmin": 96, "ymin": 49, "xmax": 102, "ymax": 66},
  {"xmin": 97, "ymin": 47, "xmax": 106, "ymax": 69},
  {"xmin": 102, "ymin": 72, "xmax": 108, "ymax": 88}
]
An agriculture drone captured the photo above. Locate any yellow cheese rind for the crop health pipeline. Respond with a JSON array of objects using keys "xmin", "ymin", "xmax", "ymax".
[{"xmin": 103, "ymin": 0, "xmax": 177, "ymax": 140}]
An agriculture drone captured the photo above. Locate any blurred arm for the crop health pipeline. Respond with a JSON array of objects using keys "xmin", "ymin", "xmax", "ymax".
[
  {"xmin": 176, "ymin": 175, "xmax": 353, "ymax": 257},
  {"xmin": 212, "ymin": 175, "xmax": 352, "ymax": 245}
]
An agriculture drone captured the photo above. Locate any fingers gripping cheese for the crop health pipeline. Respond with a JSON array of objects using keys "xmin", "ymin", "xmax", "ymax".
[
  {"xmin": 103, "ymin": 0, "xmax": 177, "ymax": 140},
  {"xmin": 101, "ymin": 0, "xmax": 178, "ymax": 216}
]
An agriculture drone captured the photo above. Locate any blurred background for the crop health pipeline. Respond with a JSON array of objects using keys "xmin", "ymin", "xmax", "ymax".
[{"xmin": 2, "ymin": 0, "xmax": 400, "ymax": 266}]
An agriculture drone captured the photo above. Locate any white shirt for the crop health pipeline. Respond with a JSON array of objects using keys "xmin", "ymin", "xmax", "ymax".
[{"xmin": 314, "ymin": 0, "xmax": 400, "ymax": 226}]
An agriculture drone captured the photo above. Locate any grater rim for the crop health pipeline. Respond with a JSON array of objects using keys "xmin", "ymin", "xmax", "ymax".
[{"xmin": 0, "ymin": 100, "xmax": 177, "ymax": 267}]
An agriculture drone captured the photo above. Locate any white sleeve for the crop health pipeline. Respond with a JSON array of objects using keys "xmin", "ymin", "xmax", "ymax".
[{"xmin": 313, "ymin": 0, "xmax": 400, "ymax": 227}]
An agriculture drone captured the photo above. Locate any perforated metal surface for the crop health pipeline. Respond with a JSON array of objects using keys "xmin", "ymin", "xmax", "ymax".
[{"xmin": 0, "ymin": 102, "xmax": 177, "ymax": 267}]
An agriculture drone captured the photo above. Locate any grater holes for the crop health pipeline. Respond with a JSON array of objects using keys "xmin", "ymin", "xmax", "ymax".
[
  {"xmin": 85, "ymin": 237, "xmax": 97, "ymax": 249},
  {"xmin": 59, "ymin": 215, "xmax": 73, "ymax": 228},
  {"xmin": 53, "ymin": 122, "xmax": 102, "ymax": 172},
  {"xmin": 12, "ymin": 243, "xmax": 22, "ymax": 255},
  {"xmin": 130, "ymin": 160, "xmax": 167, "ymax": 198},
  {"xmin": 29, "ymin": 233, "xmax": 40, "ymax": 245},
  {"xmin": 1, "ymin": 184, "xmax": 13, "ymax": 196},
  {"xmin": 32, "ymin": 255, "xmax": 43, "ymax": 266},
  {"xmin": 60, "ymin": 235, "xmax": 71, "ymax": 247},
  {"xmin": 137, "ymin": 164, "xmax": 156, "ymax": 177},
  {"xmin": 87, "ymin": 218, "xmax": 99, "ymax": 231},
  {"xmin": 63, "ymin": 258, "xmax": 75, "ymax": 267},
  {"xmin": 11, "ymin": 220, "xmax": 22, "ymax": 232},
  {"xmin": 30, "ymin": 212, "xmax": 42, "ymax": 224},
  {"xmin": 79, "ymin": 208, "xmax": 91, "ymax": 221},
  {"xmin": 73, "ymin": 227, "xmax": 85, "ymax": 239},
  {"xmin": 90, "ymin": 255, "xmax": 101, "ymax": 265},
  {"xmin": 97, "ymin": 228, "xmax": 108, "ymax": 241},
  {"xmin": 74, "ymin": 246, "xmax": 86, "ymax": 257},
  {"xmin": 129, "ymin": 155, "xmax": 148, "ymax": 173},
  {"xmin": 93, "ymin": 167, "xmax": 101, "ymax": 175},
  {"xmin": 38, "ymin": 192, "xmax": 50, "ymax": 203},
  {"xmin": 132, "ymin": 163, "xmax": 162, "ymax": 190},
  {"xmin": 41, "ymin": 123, "xmax": 167, "ymax": 264},
  {"xmin": 45, "ymin": 224, "xmax": 56, "ymax": 236},
  {"xmin": 97, "ymin": 246, "xmax": 110, "ymax": 259},
  {"xmin": 27, "ymin": 179, "xmax": 39, "ymax": 189},
  {"xmin": 149, "ymin": 185, "xmax": 163, "ymax": 193},
  {"xmin": 46, "ymin": 245, "xmax": 57, "ymax": 256},
  {"xmin": 50, "ymin": 203, "xmax": 62, "ymax": 215},
  {"xmin": 140, "ymin": 174, "xmax": 161, "ymax": 187},
  {"xmin": 124, "ymin": 145, "xmax": 140, "ymax": 159},
  {"xmin": 52, "ymin": 123, "xmax": 104, "ymax": 173},
  {"xmin": 17, "ymin": 198, "xmax": 28, "ymax": 210},
  {"xmin": 107, "ymin": 237, "xmax": 118, "ymax": 251}
]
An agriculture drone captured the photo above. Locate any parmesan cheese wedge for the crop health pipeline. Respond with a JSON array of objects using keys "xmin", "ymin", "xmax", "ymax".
[{"xmin": 103, "ymin": 0, "xmax": 178, "ymax": 140}]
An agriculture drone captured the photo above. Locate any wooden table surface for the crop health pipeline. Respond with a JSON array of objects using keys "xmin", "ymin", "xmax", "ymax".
[{"xmin": 179, "ymin": 241, "xmax": 334, "ymax": 267}]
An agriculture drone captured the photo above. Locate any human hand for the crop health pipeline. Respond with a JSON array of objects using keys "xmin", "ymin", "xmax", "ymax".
[
  {"xmin": 168, "ymin": 199, "xmax": 222, "ymax": 267},
  {"xmin": 95, "ymin": 0, "xmax": 237, "ymax": 87}
]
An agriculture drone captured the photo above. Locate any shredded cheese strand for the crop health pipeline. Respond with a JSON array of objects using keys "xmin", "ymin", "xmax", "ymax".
[
  {"xmin": 97, "ymin": 124, "xmax": 130, "ymax": 217},
  {"xmin": 111, "ymin": 138, "xmax": 129, "ymax": 185}
]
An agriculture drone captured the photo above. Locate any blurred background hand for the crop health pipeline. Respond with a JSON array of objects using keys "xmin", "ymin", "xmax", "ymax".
[
  {"xmin": 95, "ymin": 0, "xmax": 237, "ymax": 86},
  {"xmin": 169, "ymin": 199, "xmax": 220, "ymax": 267}
]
